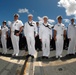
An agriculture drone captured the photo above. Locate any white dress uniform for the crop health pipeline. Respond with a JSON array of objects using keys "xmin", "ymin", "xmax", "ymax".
[
  {"xmin": 11, "ymin": 20, "xmax": 23, "ymax": 56},
  {"xmin": 24, "ymin": 21, "xmax": 37, "ymax": 56},
  {"xmin": 1, "ymin": 26, "xmax": 8, "ymax": 54},
  {"xmin": 67, "ymin": 24, "xmax": 76, "ymax": 54},
  {"xmin": 39, "ymin": 23, "xmax": 53, "ymax": 57},
  {"xmin": 54, "ymin": 23, "xmax": 66, "ymax": 58}
]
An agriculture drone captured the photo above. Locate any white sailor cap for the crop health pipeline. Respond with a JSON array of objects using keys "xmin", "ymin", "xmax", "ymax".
[
  {"xmin": 43, "ymin": 16, "xmax": 48, "ymax": 19},
  {"xmin": 57, "ymin": 15, "xmax": 62, "ymax": 19},
  {"xmin": 28, "ymin": 14, "xmax": 33, "ymax": 17},
  {"xmin": 3, "ymin": 20, "xmax": 6, "ymax": 23},
  {"xmin": 14, "ymin": 13, "xmax": 19, "ymax": 17},
  {"xmin": 71, "ymin": 18, "xmax": 74, "ymax": 21}
]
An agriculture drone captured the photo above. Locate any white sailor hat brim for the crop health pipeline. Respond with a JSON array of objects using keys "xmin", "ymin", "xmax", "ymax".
[
  {"xmin": 43, "ymin": 16, "xmax": 48, "ymax": 19},
  {"xmin": 28, "ymin": 14, "xmax": 33, "ymax": 17},
  {"xmin": 14, "ymin": 13, "xmax": 19, "ymax": 17},
  {"xmin": 71, "ymin": 18, "xmax": 74, "ymax": 20},
  {"xmin": 57, "ymin": 15, "xmax": 62, "ymax": 19},
  {"xmin": 3, "ymin": 21, "xmax": 6, "ymax": 23}
]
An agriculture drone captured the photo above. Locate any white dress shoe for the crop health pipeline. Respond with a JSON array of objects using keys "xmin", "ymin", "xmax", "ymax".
[
  {"xmin": 56, "ymin": 56, "xmax": 58, "ymax": 58},
  {"xmin": 15, "ymin": 54, "xmax": 18, "ymax": 56},
  {"xmin": 12, "ymin": 53, "xmax": 15, "ymax": 56},
  {"xmin": 59, "ymin": 55, "xmax": 62, "ymax": 58}
]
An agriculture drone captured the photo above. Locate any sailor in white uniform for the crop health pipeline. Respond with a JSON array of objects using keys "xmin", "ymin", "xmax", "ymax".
[
  {"xmin": 1, "ymin": 21, "xmax": 8, "ymax": 54},
  {"xmin": 39, "ymin": 16, "xmax": 53, "ymax": 59},
  {"xmin": 67, "ymin": 18, "xmax": 76, "ymax": 55},
  {"xmin": 54, "ymin": 16, "xmax": 66, "ymax": 58},
  {"xmin": 10, "ymin": 14, "xmax": 23, "ymax": 56},
  {"xmin": 24, "ymin": 14, "xmax": 37, "ymax": 58}
]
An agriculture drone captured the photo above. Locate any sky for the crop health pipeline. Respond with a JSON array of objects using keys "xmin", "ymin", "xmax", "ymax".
[{"xmin": 0, "ymin": 0, "xmax": 76, "ymax": 27}]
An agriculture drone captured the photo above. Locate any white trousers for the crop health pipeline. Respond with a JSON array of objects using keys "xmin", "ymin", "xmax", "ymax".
[
  {"xmin": 67, "ymin": 38, "xmax": 76, "ymax": 54},
  {"xmin": 42, "ymin": 37, "xmax": 50, "ymax": 57},
  {"xmin": 11, "ymin": 33, "xmax": 19, "ymax": 55},
  {"xmin": 56, "ymin": 35, "xmax": 63, "ymax": 57},
  {"xmin": 1, "ymin": 35, "xmax": 7, "ymax": 53},
  {"xmin": 26, "ymin": 36, "xmax": 36, "ymax": 56}
]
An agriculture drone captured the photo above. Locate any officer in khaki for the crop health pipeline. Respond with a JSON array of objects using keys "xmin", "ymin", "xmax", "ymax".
[
  {"xmin": 11, "ymin": 14, "xmax": 23, "ymax": 56},
  {"xmin": 54, "ymin": 16, "xmax": 66, "ymax": 58},
  {"xmin": 1, "ymin": 21, "xmax": 8, "ymax": 54}
]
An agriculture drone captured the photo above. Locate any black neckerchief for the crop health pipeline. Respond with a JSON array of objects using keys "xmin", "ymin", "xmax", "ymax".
[
  {"xmin": 43, "ymin": 23, "xmax": 53, "ymax": 29},
  {"xmin": 43, "ymin": 23, "xmax": 49, "ymax": 27},
  {"xmin": 28, "ymin": 22, "xmax": 34, "ymax": 26}
]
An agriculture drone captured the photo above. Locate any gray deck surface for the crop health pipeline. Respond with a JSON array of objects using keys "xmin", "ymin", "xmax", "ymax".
[
  {"xmin": 25, "ymin": 50, "xmax": 76, "ymax": 75},
  {"xmin": 0, "ymin": 48, "xmax": 26, "ymax": 75}
]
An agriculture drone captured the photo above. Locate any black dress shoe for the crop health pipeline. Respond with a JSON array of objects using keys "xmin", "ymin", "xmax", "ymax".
[
  {"xmin": 31, "ymin": 55, "xmax": 34, "ymax": 59},
  {"xmin": 26, "ymin": 54, "xmax": 31, "ymax": 58},
  {"xmin": 45, "ymin": 56, "xmax": 49, "ymax": 59},
  {"xmin": 42, "ymin": 56, "xmax": 46, "ymax": 59}
]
